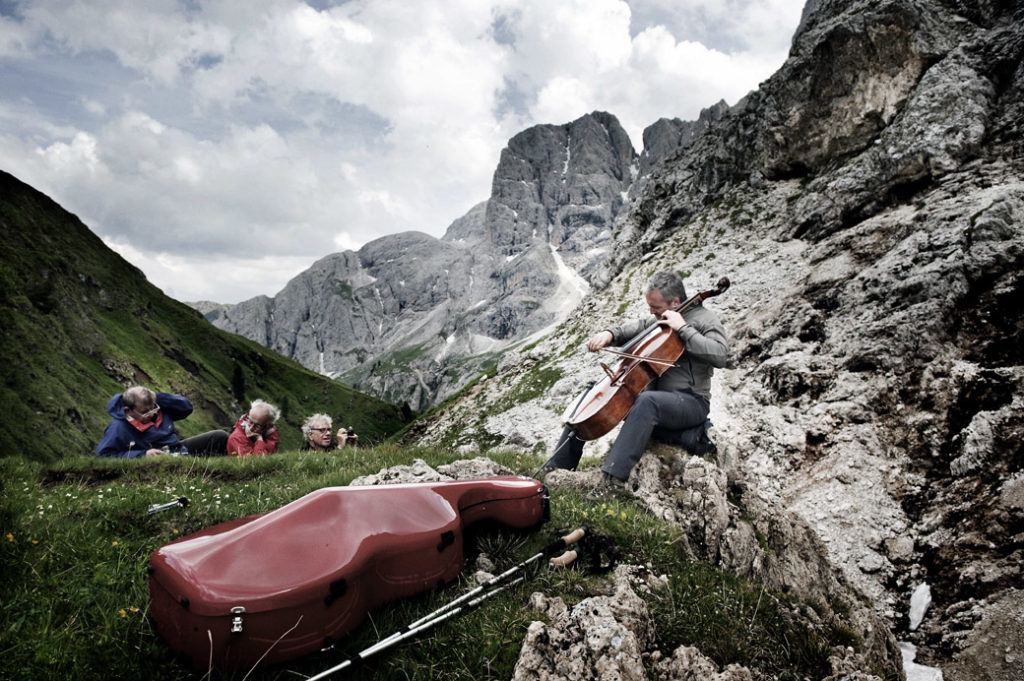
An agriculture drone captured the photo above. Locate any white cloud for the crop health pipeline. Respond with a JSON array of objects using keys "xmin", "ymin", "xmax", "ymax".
[
  {"xmin": 333, "ymin": 231, "xmax": 362, "ymax": 252},
  {"xmin": 35, "ymin": 131, "xmax": 104, "ymax": 175},
  {"xmin": 500, "ymin": 2, "xmax": 792, "ymax": 144},
  {"xmin": 102, "ymin": 235, "xmax": 316, "ymax": 304},
  {"xmin": 21, "ymin": 0, "xmax": 233, "ymax": 84},
  {"xmin": 0, "ymin": 14, "xmax": 35, "ymax": 56},
  {"xmin": 532, "ymin": 77, "xmax": 596, "ymax": 127},
  {"xmin": 0, "ymin": 0, "xmax": 804, "ymax": 302},
  {"xmin": 627, "ymin": 0, "xmax": 804, "ymax": 56},
  {"xmin": 80, "ymin": 97, "xmax": 106, "ymax": 116}
]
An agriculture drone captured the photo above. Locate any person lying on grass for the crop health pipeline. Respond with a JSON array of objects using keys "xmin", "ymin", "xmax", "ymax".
[
  {"xmin": 300, "ymin": 413, "xmax": 357, "ymax": 451},
  {"xmin": 227, "ymin": 399, "xmax": 281, "ymax": 457},
  {"xmin": 95, "ymin": 386, "xmax": 228, "ymax": 458}
]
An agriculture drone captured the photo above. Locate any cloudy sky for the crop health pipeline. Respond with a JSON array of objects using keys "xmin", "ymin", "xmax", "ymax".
[{"xmin": 0, "ymin": 0, "xmax": 805, "ymax": 303}]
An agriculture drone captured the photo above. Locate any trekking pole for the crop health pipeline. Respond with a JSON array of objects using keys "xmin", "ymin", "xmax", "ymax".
[
  {"xmin": 147, "ymin": 497, "xmax": 189, "ymax": 515},
  {"xmin": 306, "ymin": 526, "xmax": 588, "ymax": 680},
  {"xmin": 308, "ymin": 575, "xmax": 528, "ymax": 681},
  {"xmin": 349, "ymin": 526, "xmax": 586, "ymax": 657}
]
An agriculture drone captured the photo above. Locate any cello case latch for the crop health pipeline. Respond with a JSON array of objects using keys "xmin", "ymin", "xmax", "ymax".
[
  {"xmin": 230, "ymin": 606, "xmax": 246, "ymax": 634},
  {"xmin": 437, "ymin": 531, "xmax": 456, "ymax": 552}
]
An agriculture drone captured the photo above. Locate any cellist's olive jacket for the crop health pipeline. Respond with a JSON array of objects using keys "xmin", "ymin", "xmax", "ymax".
[{"xmin": 606, "ymin": 304, "xmax": 730, "ymax": 402}]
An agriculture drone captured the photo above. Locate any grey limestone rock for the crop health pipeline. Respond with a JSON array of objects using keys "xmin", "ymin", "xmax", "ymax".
[
  {"xmin": 347, "ymin": 457, "xmax": 515, "ymax": 487},
  {"xmin": 653, "ymin": 646, "xmax": 755, "ymax": 681},
  {"xmin": 347, "ymin": 458, "xmax": 449, "ymax": 486},
  {"xmin": 633, "ymin": 100, "xmax": 729, "ymax": 197},
  {"xmin": 186, "ymin": 300, "xmax": 232, "ymax": 323},
  {"xmin": 604, "ymin": 0, "xmax": 999, "ymax": 283},
  {"xmin": 940, "ymin": 588, "xmax": 1024, "ymax": 681},
  {"xmin": 436, "ymin": 457, "xmax": 515, "ymax": 479},
  {"xmin": 511, "ymin": 565, "xmax": 655, "ymax": 681},
  {"xmin": 486, "ymin": 111, "xmax": 634, "ymax": 262},
  {"xmin": 628, "ymin": 445, "xmax": 903, "ymax": 678}
]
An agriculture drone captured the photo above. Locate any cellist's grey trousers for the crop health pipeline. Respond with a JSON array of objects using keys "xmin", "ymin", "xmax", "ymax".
[{"xmin": 546, "ymin": 389, "xmax": 709, "ymax": 481}]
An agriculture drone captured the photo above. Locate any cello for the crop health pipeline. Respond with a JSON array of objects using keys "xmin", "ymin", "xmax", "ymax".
[{"xmin": 563, "ymin": 276, "xmax": 730, "ymax": 441}]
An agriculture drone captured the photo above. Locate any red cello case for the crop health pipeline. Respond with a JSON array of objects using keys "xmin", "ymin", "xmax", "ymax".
[{"xmin": 148, "ymin": 477, "xmax": 549, "ymax": 670}]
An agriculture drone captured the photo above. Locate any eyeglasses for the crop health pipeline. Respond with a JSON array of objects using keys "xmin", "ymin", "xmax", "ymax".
[
  {"xmin": 309, "ymin": 427, "xmax": 331, "ymax": 433},
  {"xmin": 130, "ymin": 405, "xmax": 160, "ymax": 420}
]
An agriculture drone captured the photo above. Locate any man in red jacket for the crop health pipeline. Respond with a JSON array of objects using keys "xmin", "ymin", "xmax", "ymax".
[{"xmin": 227, "ymin": 399, "xmax": 281, "ymax": 456}]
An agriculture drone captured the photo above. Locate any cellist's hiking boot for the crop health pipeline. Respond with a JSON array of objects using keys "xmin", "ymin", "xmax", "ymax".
[
  {"xmin": 694, "ymin": 431, "xmax": 718, "ymax": 459},
  {"xmin": 587, "ymin": 472, "xmax": 627, "ymax": 500}
]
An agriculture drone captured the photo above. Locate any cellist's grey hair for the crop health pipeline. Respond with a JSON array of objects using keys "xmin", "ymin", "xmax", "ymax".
[
  {"xmin": 249, "ymin": 399, "xmax": 280, "ymax": 424},
  {"xmin": 123, "ymin": 386, "xmax": 156, "ymax": 409},
  {"xmin": 646, "ymin": 271, "xmax": 687, "ymax": 302},
  {"xmin": 301, "ymin": 413, "xmax": 332, "ymax": 437}
]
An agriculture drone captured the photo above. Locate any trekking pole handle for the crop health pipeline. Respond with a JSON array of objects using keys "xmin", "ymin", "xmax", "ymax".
[
  {"xmin": 541, "ymin": 525, "xmax": 587, "ymax": 556},
  {"xmin": 549, "ymin": 550, "xmax": 578, "ymax": 568},
  {"xmin": 147, "ymin": 497, "xmax": 189, "ymax": 515},
  {"xmin": 562, "ymin": 527, "xmax": 586, "ymax": 545}
]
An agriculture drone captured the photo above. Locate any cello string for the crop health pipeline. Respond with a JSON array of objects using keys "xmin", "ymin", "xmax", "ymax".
[{"xmin": 598, "ymin": 348, "xmax": 677, "ymax": 367}]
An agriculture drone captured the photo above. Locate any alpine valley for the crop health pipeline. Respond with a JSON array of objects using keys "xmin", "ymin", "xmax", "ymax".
[
  {"xmin": 0, "ymin": 171, "xmax": 407, "ymax": 460},
  {"xmin": 204, "ymin": 106, "xmax": 728, "ymax": 412}
]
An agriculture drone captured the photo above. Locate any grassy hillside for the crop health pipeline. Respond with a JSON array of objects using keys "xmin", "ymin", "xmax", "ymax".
[
  {"xmin": 0, "ymin": 447, "xmax": 859, "ymax": 680},
  {"xmin": 0, "ymin": 170, "xmax": 406, "ymax": 461}
]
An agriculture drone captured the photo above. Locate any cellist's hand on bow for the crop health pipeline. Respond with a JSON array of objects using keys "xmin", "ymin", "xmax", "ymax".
[
  {"xmin": 661, "ymin": 310, "xmax": 686, "ymax": 331},
  {"xmin": 586, "ymin": 331, "xmax": 614, "ymax": 352}
]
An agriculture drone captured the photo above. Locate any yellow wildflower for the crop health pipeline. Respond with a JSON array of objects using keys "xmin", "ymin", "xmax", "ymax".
[
  {"xmin": 111, "ymin": 540, "xmax": 119, "ymax": 547},
  {"xmin": 117, "ymin": 609, "xmax": 127, "ymax": 618},
  {"xmin": 4, "ymin": 533, "xmax": 13, "ymax": 542},
  {"xmin": 31, "ymin": 539, "xmax": 39, "ymax": 545},
  {"xmin": 129, "ymin": 606, "xmax": 140, "ymax": 614}
]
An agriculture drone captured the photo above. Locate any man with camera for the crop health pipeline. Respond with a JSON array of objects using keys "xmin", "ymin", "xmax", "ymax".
[{"xmin": 300, "ymin": 413, "xmax": 358, "ymax": 451}]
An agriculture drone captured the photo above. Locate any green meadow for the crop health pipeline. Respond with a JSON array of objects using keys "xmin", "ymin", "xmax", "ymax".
[{"xmin": 2, "ymin": 446, "xmax": 856, "ymax": 680}]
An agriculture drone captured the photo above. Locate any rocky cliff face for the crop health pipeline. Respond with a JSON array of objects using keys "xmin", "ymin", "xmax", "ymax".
[
  {"xmin": 631, "ymin": 100, "xmax": 729, "ymax": 198},
  {"xmin": 410, "ymin": 2, "xmax": 1024, "ymax": 679},
  {"xmin": 209, "ymin": 108, "xmax": 722, "ymax": 410}
]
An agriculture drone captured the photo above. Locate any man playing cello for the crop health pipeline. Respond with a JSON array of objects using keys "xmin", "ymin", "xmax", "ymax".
[{"xmin": 544, "ymin": 271, "xmax": 730, "ymax": 491}]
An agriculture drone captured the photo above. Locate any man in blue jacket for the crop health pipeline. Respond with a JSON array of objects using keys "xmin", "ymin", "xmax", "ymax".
[{"xmin": 95, "ymin": 386, "xmax": 228, "ymax": 458}]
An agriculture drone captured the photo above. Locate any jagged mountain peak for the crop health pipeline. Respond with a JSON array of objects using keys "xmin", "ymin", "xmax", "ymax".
[
  {"xmin": 213, "ymin": 105, "xmax": 720, "ymax": 410},
  {"xmin": 441, "ymin": 200, "xmax": 489, "ymax": 243},
  {"xmin": 634, "ymin": 100, "xmax": 731, "ymax": 195},
  {"xmin": 485, "ymin": 110, "xmax": 636, "ymax": 258}
]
